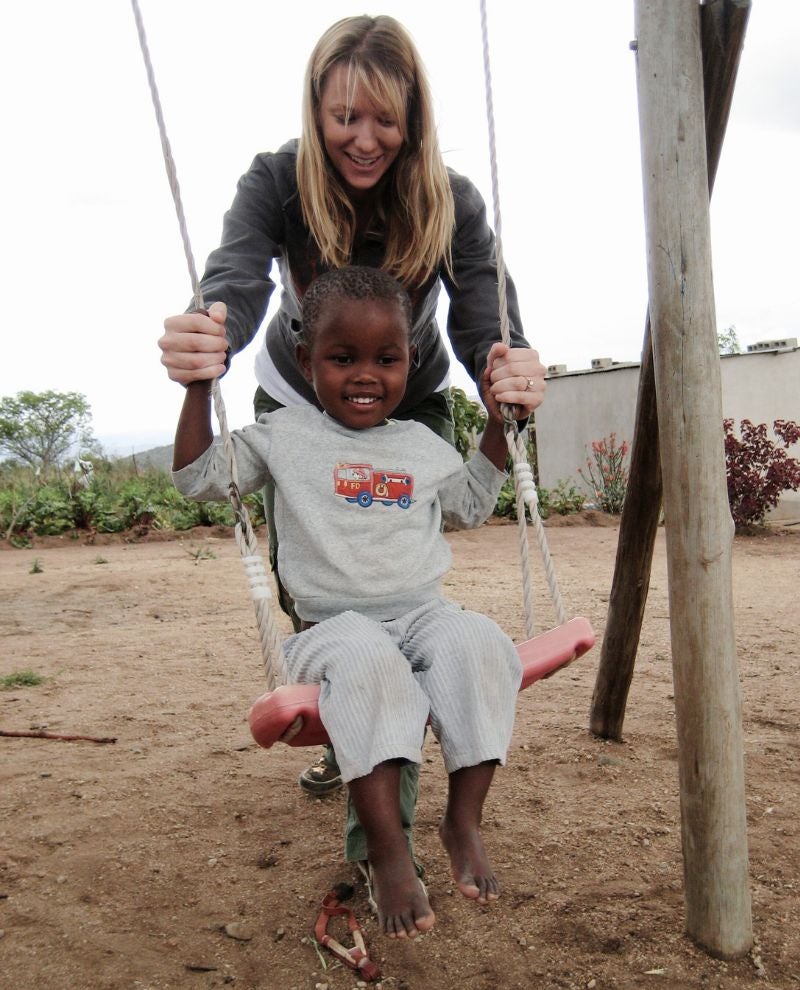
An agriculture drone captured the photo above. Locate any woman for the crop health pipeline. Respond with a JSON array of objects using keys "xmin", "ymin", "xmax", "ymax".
[{"xmin": 159, "ymin": 14, "xmax": 545, "ymax": 852}]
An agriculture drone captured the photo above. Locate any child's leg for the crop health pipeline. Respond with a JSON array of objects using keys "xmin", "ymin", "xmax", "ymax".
[
  {"xmin": 402, "ymin": 601, "xmax": 522, "ymax": 903},
  {"xmin": 281, "ymin": 610, "xmax": 430, "ymax": 782},
  {"xmin": 281, "ymin": 609, "xmax": 434, "ymax": 932},
  {"xmin": 439, "ymin": 761, "xmax": 499, "ymax": 904},
  {"xmin": 348, "ymin": 759, "xmax": 435, "ymax": 938}
]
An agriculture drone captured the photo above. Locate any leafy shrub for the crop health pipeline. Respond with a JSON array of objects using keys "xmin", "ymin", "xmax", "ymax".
[
  {"xmin": 548, "ymin": 479, "xmax": 585, "ymax": 515},
  {"xmin": 723, "ymin": 418, "xmax": 800, "ymax": 528},
  {"xmin": 578, "ymin": 433, "xmax": 630, "ymax": 514},
  {"xmin": 494, "ymin": 477, "xmax": 584, "ymax": 521},
  {"xmin": 24, "ymin": 484, "xmax": 76, "ymax": 535},
  {"xmin": 450, "ymin": 387, "xmax": 487, "ymax": 460}
]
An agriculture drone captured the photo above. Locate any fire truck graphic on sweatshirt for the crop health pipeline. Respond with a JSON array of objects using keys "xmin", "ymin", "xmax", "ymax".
[{"xmin": 333, "ymin": 463, "xmax": 414, "ymax": 508}]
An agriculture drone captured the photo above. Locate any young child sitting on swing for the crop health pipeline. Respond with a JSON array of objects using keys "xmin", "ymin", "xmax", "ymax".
[{"xmin": 171, "ymin": 266, "xmax": 522, "ymax": 939}]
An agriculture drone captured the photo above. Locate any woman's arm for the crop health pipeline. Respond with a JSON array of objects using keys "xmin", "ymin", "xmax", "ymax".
[{"xmin": 159, "ymin": 148, "xmax": 293, "ymax": 384}]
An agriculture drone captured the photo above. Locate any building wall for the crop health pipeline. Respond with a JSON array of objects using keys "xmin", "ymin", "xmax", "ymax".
[{"xmin": 535, "ymin": 347, "xmax": 800, "ymax": 521}]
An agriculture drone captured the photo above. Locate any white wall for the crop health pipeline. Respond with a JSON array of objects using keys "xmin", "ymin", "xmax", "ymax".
[{"xmin": 535, "ymin": 347, "xmax": 800, "ymax": 521}]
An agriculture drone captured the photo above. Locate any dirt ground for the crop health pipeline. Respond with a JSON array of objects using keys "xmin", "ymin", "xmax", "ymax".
[{"xmin": 1, "ymin": 515, "xmax": 798, "ymax": 990}]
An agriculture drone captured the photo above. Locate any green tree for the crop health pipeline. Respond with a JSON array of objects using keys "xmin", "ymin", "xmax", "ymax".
[
  {"xmin": 718, "ymin": 325, "xmax": 741, "ymax": 354},
  {"xmin": 0, "ymin": 390, "xmax": 97, "ymax": 473}
]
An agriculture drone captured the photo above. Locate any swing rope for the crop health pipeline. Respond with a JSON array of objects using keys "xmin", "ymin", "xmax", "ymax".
[
  {"xmin": 130, "ymin": 0, "xmax": 284, "ymax": 689},
  {"xmin": 479, "ymin": 0, "xmax": 568, "ymax": 633}
]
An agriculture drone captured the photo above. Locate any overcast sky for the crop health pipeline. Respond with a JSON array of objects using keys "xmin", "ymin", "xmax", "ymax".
[{"xmin": 2, "ymin": 1, "xmax": 798, "ymax": 454}]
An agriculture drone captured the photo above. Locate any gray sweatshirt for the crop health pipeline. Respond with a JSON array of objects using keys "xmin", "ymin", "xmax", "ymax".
[{"xmin": 172, "ymin": 407, "xmax": 506, "ymax": 622}]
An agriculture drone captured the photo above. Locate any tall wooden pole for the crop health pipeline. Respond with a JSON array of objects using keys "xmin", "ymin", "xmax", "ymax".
[
  {"xmin": 590, "ymin": 0, "xmax": 751, "ymax": 740},
  {"xmin": 633, "ymin": 0, "xmax": 751, "ymax": 957}
]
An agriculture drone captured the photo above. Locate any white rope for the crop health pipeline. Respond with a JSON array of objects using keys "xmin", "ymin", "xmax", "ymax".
[
  {"xmin": 480, "ymin": 0, "xmax": 567, "ymax": 632},
  {"xmin": 130, "ymin": 0, "xmax": 286, "ymax": 687}
]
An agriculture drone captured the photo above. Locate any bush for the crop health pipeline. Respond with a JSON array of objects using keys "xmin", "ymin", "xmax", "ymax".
[
  {"xmin": 548, "ymin": 479, "xmax": 585, "ymax": 515},
  {"xmin": 723, "ymin": 418, "xmax": 800, "ymax": 528},
  {"xmin": 0, "ymin": 462, "xmax": 268, "ymax": 540},
  {"xmin": 449, "ymin": 387, "xmax": 487, "ymax": 460},
  {"xmin": 578, "ymin": 433, "xmax": 630, "ymax": 514}
]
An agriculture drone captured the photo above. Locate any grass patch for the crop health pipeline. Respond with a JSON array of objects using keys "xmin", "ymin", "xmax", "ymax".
[{"xmin": 1, "ymin": 669, "xmax": 46, "ymax": 689}]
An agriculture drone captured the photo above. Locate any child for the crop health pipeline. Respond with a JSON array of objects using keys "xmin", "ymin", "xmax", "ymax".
[{"xmin": 172, "ymin": 267, "xmax": 523, "ymax": 939}]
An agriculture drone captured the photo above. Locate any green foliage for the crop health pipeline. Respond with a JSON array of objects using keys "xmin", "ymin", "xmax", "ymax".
[
  {"xmin": 0, "ymin": 390, "xmax": 97, "ymax": 473},
  {"xmin": 449, "ymin": 387, "xmax": 487, "ymax": 460},
  {"xmin": 718, "ymin": 325, "xmax": 742, "ymax": 355},
  {"xmin": 29, "ymin": 558, "xmax": 43, "ymax": 574},
  {"xmin": 548, "ymin": 479, "xmax": 586, "ymax": 515},
  {"xmin": 0, "ymin": 458, "xmax": 267, "ymax": 541},
  {"xmin": 578, "ymin": 433, "xmax": 630, "ymax": 514},
  {"xmin": 494, "ymin": 477, "xmax": 584, "ymax": 521},
  {"xmin": 1, "ymin": 669, "xmax": 45, "ymax": 689},
  {"xmin": 724, "ymin": 418, "xmax": 800, "ymax": 528},
  {"xmin": 494, "ymin": 477, "xmax": 521, "ymax": 519}
]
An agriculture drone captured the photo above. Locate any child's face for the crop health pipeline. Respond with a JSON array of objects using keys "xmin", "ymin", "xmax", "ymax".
[{"xmin": 297, "ymin": 297, "xmax": 411, "ymax": 429}]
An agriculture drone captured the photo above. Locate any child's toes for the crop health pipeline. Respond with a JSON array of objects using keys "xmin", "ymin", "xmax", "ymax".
[
  {"xmin": 456, "ymin": 877, "xmax": 481, "ymax": 900},
  {"xmin": 458, "ymin": 872, "xmax": 500, "ymax": 904},
  {"xmin": 475, "ymin": 874, "xmax": 500, "ymax": 904}
]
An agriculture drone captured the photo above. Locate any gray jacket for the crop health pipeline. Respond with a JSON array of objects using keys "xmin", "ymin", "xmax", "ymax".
[{"xmin": 197, "ymin": 139, "xmax": 528, "ymax": 413}]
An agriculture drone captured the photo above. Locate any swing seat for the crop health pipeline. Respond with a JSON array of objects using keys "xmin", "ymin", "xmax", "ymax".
[{"xmin": 248, "ymin": 615, "xmax": 595, "ymax": 749}]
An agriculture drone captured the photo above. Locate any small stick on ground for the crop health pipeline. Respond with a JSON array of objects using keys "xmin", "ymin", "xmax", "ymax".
[{"xmin": 1, "ymin": 729, "xmax": 117, "ymax": 744}]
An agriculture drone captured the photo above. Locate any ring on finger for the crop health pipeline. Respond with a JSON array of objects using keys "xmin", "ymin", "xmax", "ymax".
[{"xmin": 524, "ymin": 377, "xmax": 537, "ymax": 392}]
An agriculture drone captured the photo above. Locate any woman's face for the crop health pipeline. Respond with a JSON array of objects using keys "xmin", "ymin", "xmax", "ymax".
[{"xmin": 319, "ymin": 64, "xmax": 404, "ymax": 200}]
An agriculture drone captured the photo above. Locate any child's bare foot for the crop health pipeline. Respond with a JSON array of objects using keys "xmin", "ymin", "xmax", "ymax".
[
  {"xmin": 368, "ymin": 852, "xmax": 435, "ymax": 938},
  {"xmin": 439, "ymin": 816, "xmax": 500, "ymax": 904}
]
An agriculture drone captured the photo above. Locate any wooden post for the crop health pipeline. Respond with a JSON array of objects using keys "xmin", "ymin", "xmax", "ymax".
[
  {"xmin": 590, "ymin": 0, "xmax": 751, "ymax": 740},
  {"xmin": 633, "ymin": 0, "xmax": 752, "ymax": 957}
]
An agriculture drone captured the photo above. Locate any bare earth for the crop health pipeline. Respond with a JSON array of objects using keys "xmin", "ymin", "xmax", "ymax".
[{"xmin": 1, "ymin": 516, "xmax": 798, "ymax": 990}]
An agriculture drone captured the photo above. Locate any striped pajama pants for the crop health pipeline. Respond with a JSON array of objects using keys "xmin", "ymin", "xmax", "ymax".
[{"xmin": 281, "ymin": 598, "xmax": 522, "ymax": 783}]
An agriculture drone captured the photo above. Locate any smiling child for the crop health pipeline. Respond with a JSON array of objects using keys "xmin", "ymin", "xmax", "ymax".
[{"xmin": 171, "ymin": 266, "xmax": 522, "ymax": 939}]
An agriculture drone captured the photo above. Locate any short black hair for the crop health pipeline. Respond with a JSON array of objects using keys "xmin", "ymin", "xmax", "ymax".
[{"xmin": 299, "ymin": 266, "xmax": 412, "ymax": 347}]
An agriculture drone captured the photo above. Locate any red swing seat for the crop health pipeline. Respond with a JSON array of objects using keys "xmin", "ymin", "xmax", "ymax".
[{"xmin": 248, "ymin": 615, "xmax": 595, "ymax": 749}]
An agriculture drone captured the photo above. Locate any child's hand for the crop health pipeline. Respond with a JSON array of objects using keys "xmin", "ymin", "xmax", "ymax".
[
  {"xmin": 159, "ymin": 301, "xmax": 230, "ymax": 384},
  {"xmin": 482, "ymin": 342, "xmax": 547, "ymax": 420}
]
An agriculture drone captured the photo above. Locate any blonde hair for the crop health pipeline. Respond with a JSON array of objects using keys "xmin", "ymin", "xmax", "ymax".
[{"xmin": 297, "ymin": 15, "xmax": 455, "ymax": 287}]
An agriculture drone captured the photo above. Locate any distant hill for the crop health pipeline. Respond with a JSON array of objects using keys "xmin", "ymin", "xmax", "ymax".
[{"xmin": 115, "ymin": 443, "xmax": 175, "ymax": 473}]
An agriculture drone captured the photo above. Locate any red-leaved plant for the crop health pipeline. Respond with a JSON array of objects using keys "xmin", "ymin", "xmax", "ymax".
[{"xmin": 723, "ymin": 419, "xmax": 800, "ymax": 528}]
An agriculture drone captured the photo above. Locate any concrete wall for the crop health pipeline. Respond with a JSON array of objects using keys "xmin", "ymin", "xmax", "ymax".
[{"xmin": 535, "ymin": 346, "xmax": 800, "ymax": 521}]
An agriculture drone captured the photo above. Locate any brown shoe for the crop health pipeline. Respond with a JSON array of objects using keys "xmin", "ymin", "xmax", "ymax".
[{"xmin": 298, "ymin": 751, "xmax": 343, "ymax": 794}]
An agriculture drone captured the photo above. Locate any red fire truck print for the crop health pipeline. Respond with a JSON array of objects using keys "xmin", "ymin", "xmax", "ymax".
[{"xmin": 333, "ymin": 463, "xmax": 414, "ymax": 508}]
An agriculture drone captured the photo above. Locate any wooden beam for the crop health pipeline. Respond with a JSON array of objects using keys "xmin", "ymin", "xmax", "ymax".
[
  {"xmin": 590, "ymin": 0, "xmax": 751, "ymax": 740},
  {"xmin": 631, "ymin": 0, "xmax": 751, "ymax": 956}
]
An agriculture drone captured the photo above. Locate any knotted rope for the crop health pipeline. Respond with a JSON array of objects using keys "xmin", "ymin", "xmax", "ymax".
[
  {"xmin": 130, "ymin": 0, "xmax": 284, "ymax": 689},
  {"xmin": 479, "ymin": 0, "xmax": 567, "ymax": 634}
]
